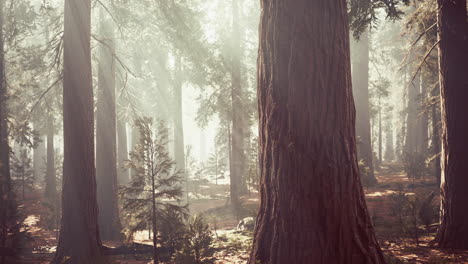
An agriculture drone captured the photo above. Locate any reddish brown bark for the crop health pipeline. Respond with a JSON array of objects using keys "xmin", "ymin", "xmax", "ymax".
[
  {"xmin": 52, "ymin": 0, "xmax": 107, "ymax": 262},
  {"xmin": 434, "ymin": 0, "xmax": 468, "ymax": 249},
  {"xmin": 249, "ymin": 1, "xmax": 384, "ymax": 263}
]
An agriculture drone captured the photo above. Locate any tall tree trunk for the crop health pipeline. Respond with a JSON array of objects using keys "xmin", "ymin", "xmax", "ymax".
[
  {"xmin": 431, "ymin": 86, "xmax": 441, "ymax": 186},
  {"xmin": 96, "ymin": 8, "xmax": 121, "ymax": 242},
  {"xmin": 52, "ymin": 0, "xmax": 107, "ymax": 262},
  {"xmin": 0, "ymin": 0, "xmax": 12, "ymax": 261},
  {"xmin": 434, "ymin": 0, "xmax": 468, "ymax": 249},
  {"xmin": 378, "ymin": 96, "xmax": 382, "ymax": 164},
  {"xmin": 419, "ymin": 70, "xmax": 429, "ymax": 153},
  {"xmin": 117, "ymin": 118, "xmax": 129, "ymax": 184},
  {"xmin": 249, "ymin": 1, "xmax": 385, "ymax": 263},
  {"xmin": 230, "ymin": 0, "xmax": 243, "ymax": 213},
  {"xmin": 351, "ymin": 30, "xmax": 377, "ymax": 184},
  {"xmin": 45, "ymin": 111, "xmax": 56, "ymax": 200},
  {"xmin": 405, "ymin": 69, "xmax": 421, "ymax": 154},
  {"xmin": 33, "ymin": 129, "xmax": 46, "ymax": 184},
  {"xmin": 173, "ymin": 56, "xmax": 186, "ymax": 193}
]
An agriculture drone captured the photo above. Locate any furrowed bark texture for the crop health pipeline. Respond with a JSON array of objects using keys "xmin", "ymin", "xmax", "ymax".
[
  {"xmin": 96, "ymin": 13, "xmax": 121, "ymax": 241},
  {"xmin": 52, "ymin": 0, "xmax": 107, "ymax": 262},
  {"xmin": 434, "ymin": 0, "xmax": 468, "ymax": 250},
  {"xmin": 351, "ymin": 30, "xmax": 376, "ymax": 184},
  {"xmin": 249, "ymin": 1, "xmax": 385, "ymax": 263}
]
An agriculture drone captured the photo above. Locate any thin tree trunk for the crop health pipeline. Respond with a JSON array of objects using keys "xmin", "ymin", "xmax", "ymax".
[
  {"xmin": 378, "ymin": 96, "xmax": 382, "ymax": 164},
  {"xmin": 45, "ymin": 111, "xmax": 56, "ymax": 200},
  {"xmin": 33, "ymin": 130, "xmax": 45, "ymax": 184},
  {"xmin": 431, "ymin": 86, "xmax": 441, "ymax": 186},
  {"xmin": 117, "ymin": 119, "xmax": 129, "ymax": 184},
  {"xmin": 52, "ymin": 0, "xmax": 107, "ymax": 262},
  {"xmin": 96, "ymin": 8, "xmax": 121, "ymax": 242},
  {"xmin": 434, "ymin": 0, "xmax": 468, "ymax": 249},
  {"xmin": 249, "ymin": 1, "xmax": 385, "ymax": 263}
]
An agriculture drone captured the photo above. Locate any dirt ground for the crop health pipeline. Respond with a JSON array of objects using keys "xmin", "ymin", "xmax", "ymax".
[{"xmin": 9, "ymin": 163, "xmax": 468, "ymax": 263}]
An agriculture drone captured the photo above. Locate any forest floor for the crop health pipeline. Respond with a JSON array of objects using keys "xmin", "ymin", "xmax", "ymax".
[{"xmin": 10, "ymin": 163, "xmax": 468, "ymax": 263}]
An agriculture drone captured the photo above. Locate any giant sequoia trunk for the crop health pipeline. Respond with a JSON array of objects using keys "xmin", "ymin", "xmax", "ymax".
[
  {"xmin": 52, "ymin": 0, "xmax": 107, "ymax": 262},
  {"xmin": 351, "ymin": 30, "xmax": 377, "ymax": 185},
  {"xmin": 249, "ymin": 1, "xmax": 385, "ymax": 263},
  {"xmin": 434, "ymin": 0, "xmax": 468, "ymax": 250},
  {"xmin": 96, "ymin": 10, "xmax": 121, "ymax": 241},
  {"xmin": 229, "ymin": 0, "xmax": 243, "ymax": 212}
]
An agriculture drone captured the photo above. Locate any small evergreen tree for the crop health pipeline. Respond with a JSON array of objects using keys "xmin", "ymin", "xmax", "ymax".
[
  {"xmin": 174, "ymin": 214, "xmax": 217, "ymax": 264},
  {"xmin": 120, "ymin": 117, "xmax": 186, "ymax": 264},
  {"xmin": 11, "ymin": 148, "xmax": 34, "ymax": 200}
]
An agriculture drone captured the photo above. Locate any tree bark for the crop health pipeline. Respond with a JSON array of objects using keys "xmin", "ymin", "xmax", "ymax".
[
  {"xmin": 52, "ymin": 0, "xmax": 107, "ymax": 262},
  {"xmin": 351, "ymin": 30, "xmax": 377, "ymax": 184},
  {"xmin": 33, "ymin": 128, "xmax": 46, "ymax": 184},
  {"xmin": 117, "ymin": 118, "xmax": 129, "ymax": 184},
  {"xmin": 173, "ymin": 55, "xmax": 186, "ymax": 192},
  {"xmin": 405, "ymin": 68, "xmax": 422, "ymax": 154},
  {"xmin": 230, "ymin": 0, "xmax": 243, "ymax": 213},
  {"xmin": 434, "ymin": 0, "xmax": 468, "ymax": 250},
  {"xmin": 45, "ymin": 111, "xmax": 56, "ymax": 201},
  {"xmin": 0, "ymin": 0, "xmax": 12, "ymax": 261},
  {"xmin": 249, "ymin": 1, "xmax": 385, "ymax": 263},
  {"xmin": 96, "ymin": 9, "xmax": 121, "ymax": 242}
]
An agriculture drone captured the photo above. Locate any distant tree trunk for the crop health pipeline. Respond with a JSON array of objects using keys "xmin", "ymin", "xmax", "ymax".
[
  {"xmin": 385, "ymin": 123, "xmax": 394, "ymax": 162},
  {"xmin": 434, "ymin": 0, "xmax": 468, "ymax": 250},
  {"xmin": 52, "ymin": 0, "xmax": 107, "ymax": 262},
  {"xmin": 173, "ymin": 56, "xmax": 186, "ymax": 192},
  {"xmin": 33, "ymin": 128, "xmax": 46, "ymax": 184},
  {"xmin": 230, "ymin": 0, "xmax": 243, "ymax": 213},
  {"xmin": 378, "ymin": 96, "xmax": 382, "ymax": 164},
  {"xmin": 249, "ymin": 1, "xmax": 385, "ymax": 263},
  {"xmin": 151, "ymin": 171, "xmax": 159, "ymax": 264},
  {"xmin": 0, "ymin": 0, "xmax": 12, "ymax": 260},
  {"xmin": 45, "ymin": 111, "xmax": 56, "ymax": 200},
  {"xmin": 117, "ymin": 119, "xmax": 129, "ymax": 184},
  {"xmin": 351, "ymin": 30, "xmax": 377, "ymax": 184},
  {"xmin": 419, "ymin": 70, "xmax": 429, "ymax": 153},
  {"xmin": 431, "ymin": 86, "xmax": 441, "ymax": 185},
  {"xmin": 0, "ymin": 0, "xmax": 11, "ymax": 258},
  {"xmin": 96, "ymin": 9, "xmax": 121, "ymax": 242},
  {"xmin": 405, "ymin": 68, "xmax": 421, "ymax": 154},
  {"xmin": 130, "ymin": 126, "xmax": 139, "ymax": 180}
]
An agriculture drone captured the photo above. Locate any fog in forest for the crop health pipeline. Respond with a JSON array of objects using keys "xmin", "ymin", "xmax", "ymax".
[{"xmin": 0, "ymin": 0, "xmax": 467, "ymax": 263}]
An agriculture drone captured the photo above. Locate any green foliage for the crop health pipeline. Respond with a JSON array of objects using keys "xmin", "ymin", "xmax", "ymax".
[
  {"xmin": 120, "ymin": 117, "xmax": 187, "ymax": 243},
  {"xmin": 11, "ymin": 148, "xmax": 34, "ymax": 199},
  {"xmin": 389, "ymin": 186, "xmax": 438, "ymax": 245},
  {"xmin": 173, "ymin": 214, "xmax": 217, "ymax": 264},
  {"xmin": 348, "ymin": 0, "xmax": 411, "ymax": 39}
]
